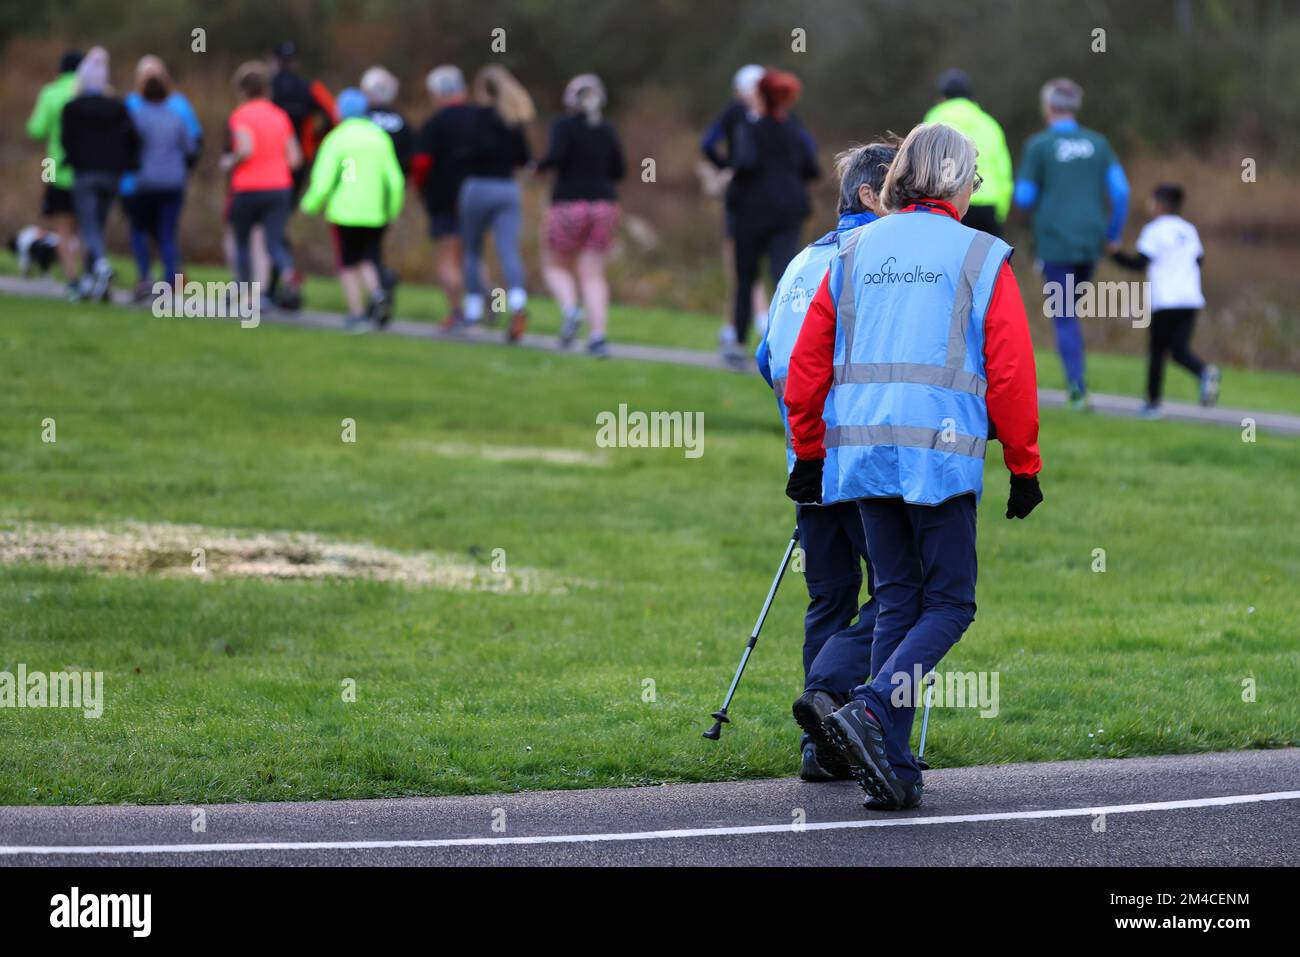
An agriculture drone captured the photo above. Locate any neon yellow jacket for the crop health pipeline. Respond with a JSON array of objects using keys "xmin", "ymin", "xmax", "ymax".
[
  {"xmin": 300, "ymin": 118, "xmax": 404, "ymax": 227},
  {"xmin": 923, "ymin": 97, "xmax": 1013, "ymax": 221},
  {"xmin": 27, "ymin": 73, "xmax": 79, "ymax": 189}
]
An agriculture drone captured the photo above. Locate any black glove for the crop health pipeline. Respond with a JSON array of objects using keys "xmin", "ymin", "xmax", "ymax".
[
  {"xmin": 785, "ymin": 458, "xmax": 823, "ymax": 504},
  {"xmin": 1006, "ymin": 473, "xmax": 1043, "ymax": 520}
]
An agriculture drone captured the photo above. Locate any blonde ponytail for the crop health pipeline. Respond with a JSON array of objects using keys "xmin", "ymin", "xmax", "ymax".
[{"xmin": 473, "ymin": 65, "xmax": 535, "ymax": 127}]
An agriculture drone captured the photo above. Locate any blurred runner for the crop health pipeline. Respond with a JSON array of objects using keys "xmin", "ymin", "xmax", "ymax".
[
  {"xmin": 60, "ymin": 47, "xmax": 139, "ymax": 302},
  {"xmin": 413, "ymin": 65, "xmax": 476, "ymax": 328},
  {"xmin": 25, "ymin": 49, "xmax": 84, "ymax": 297},
  {"xmin": 122, "ymin": 57, "xmax": 202, "ymax": 297},
  {"xmin": 300, "ymin": 88, "xmax": 405, "ymax": 332},
  {"xmin": 360, "ymin": 65, "xmax": 413, "ymax": 310},
  {"xmin": 1111, "ymin": 182, "xmax": 1219, "ymax": 416},
  {"xmin": 701, "ymin": 65, "xmax": 768, "ymax": 358},
  {"xmin": 538, "ymin": 74, "xmax": 626, "ymax": 358},
  {"xmin": 459, "ymin": 65, "xmax": 534, "ymax": 342},
  {"xmin": 725, "ymin": 69, "xmax": 819, "ymax": 366},
  {"xmin": 1015, "ymin": 78, "xmax": 1130, "ymax": 410},
  {"xmin": 222, "ymin": 61, "xmax": 302, "ymax": 309},
  {"xmin": 923, "ymin": 69, "xmax": 1012, "ymax": 236},
  {"xmin": 269, "ymin": 40, "xmax": 338, "ymax": 300}
]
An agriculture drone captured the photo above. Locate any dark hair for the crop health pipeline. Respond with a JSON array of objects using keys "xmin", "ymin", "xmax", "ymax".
[
  {"xmin": 142, "ymin": 75, "xmax": 169, "ymax": 103},
  {"xmin": 59, "ymin": 49, "xmax": 84, "ymax": 74},
  {"xmin": 835, "ymin": 138, "xmax": 901, "ymax": 214},
  {"xmin": 1153, "ymin": 182, "xmax": 1185, "ymax": 213},
  {"xmin": 937, "ymin": 68, "xmax": 971, "ymax": 99},
  {"xmin": 237, "ymin": 65, "xmax": 269, "ymax": 99}
]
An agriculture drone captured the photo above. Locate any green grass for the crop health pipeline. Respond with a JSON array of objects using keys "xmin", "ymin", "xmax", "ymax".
[
  {"xmin": 6, "ymin": 248, "xmax": 1300, "ymax": 413},
  {"xmin": 1, "ymin": 292, "xmax": 1297, "ymax": 805}
]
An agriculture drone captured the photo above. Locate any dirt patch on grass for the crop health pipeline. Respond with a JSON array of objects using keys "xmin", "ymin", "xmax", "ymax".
[{"xmin": 0, "ymin": 522, "xmax": 578, "ymax": 594}]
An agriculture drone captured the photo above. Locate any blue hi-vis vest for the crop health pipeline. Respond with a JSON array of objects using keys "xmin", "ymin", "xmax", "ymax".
[
  {"xmin": 757, "ymin": 212, "xmax": 876, "ymax": 504},
  {"xmin": 823, "ymin": 205, "xmax": 1012, "ymax": 505}
]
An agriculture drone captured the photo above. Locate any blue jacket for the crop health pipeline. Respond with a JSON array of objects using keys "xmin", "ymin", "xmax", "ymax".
[
  {"xmin": 820, "ymin": 205, "xmax": 1011, "ymax": 505},
  {"xmin": 757, "ymin": 211, "xmax": 876, "ymax": 502}
]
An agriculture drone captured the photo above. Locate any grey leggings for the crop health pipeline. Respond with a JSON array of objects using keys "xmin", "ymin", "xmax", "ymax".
[{"xmin": 458, "ymin": 177, "xmax": 525, "ymax": 295}]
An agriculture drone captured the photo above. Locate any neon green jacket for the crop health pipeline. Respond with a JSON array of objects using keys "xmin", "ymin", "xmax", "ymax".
[
  {"xmin": 26, "ymin": 73, "xmax": 79, "ymax": 189},
  {"xmin": 923, "ymin": 97, "xmax": 1013, "ymax": 221},
  {"xmin": 299, "ymin": 118, "xmax": 404, "ymax": 227}
]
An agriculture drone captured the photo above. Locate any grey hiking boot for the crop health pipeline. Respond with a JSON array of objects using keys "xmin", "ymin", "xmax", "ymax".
[
  {"xmin": 865, "ymin": 778, "xmax": 922, "ymax": 811},
  {"xmin": 792, "ymin": 690, "xmax": 852, "ymax": 780},
  {"xmin": 822, "ymin": 699, "xmax": 906, "ymax": 809},
  {"xmin": 799, "ymin": 740, "xmax": 837, "ymax": 783}
]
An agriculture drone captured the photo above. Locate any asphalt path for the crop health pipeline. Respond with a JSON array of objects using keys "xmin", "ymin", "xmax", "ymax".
[{"xmin": 1, "ymin": 750, "xmax": 1295, "ymax": 866}]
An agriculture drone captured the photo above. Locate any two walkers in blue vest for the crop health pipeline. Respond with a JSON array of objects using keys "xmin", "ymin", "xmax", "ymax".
[
  {"xmin": 756, "ymin": 141, "xmax": 897, "ymax": 782},
  {"xmin": 769, "ymin": 124, "xmax": 1043, "ymax": 811}
]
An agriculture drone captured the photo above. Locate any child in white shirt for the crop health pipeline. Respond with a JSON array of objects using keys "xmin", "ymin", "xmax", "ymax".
[{"xmin": 1112, "ymin": 183, "xmax": 1220, "ymax": 416}]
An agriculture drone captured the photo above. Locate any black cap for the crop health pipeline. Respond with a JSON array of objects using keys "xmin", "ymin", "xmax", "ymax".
[
  {"xmin": 273, "ymin": 40, "xmax": 298, "ymax": 59},
  {"xmin": 59, "ymin": 49, "xmax": 84, "ymax": 74},
  {"xmin": 938, "ymin": 68, "xmax": 971, "ymax": 99}
]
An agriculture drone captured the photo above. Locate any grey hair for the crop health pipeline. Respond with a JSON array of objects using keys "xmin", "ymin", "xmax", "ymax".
[
  {"xmin": 564, "ymin": 73, "xmax": 605, "ymax": 125},
  {"xmin": 880, "ymin": 123, "xmax": 978, "ymax": 212},
  {"xmin": 361, "ymin": 66, "xmax": 399, "ymax": 106},
  {"xmin": 834, "ymin": 140, "xmax": 899, "ymax": 215},
  {"xmin": 426, "ymin": 64, "xmax": 466, "ymax": 99},
  {"xmin": 1040, "ymin": 77, "xmax": 1083, "ymax": 115}
]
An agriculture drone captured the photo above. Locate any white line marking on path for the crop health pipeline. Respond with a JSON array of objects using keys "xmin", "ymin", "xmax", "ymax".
[{"xmin": 2, "ymin": 790, "xmax": 1297, "ymax": 857}]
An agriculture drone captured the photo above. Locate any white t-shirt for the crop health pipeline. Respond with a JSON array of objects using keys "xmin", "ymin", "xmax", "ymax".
[{"xmin": 1136, "ymin": 214, "xmax": 1205, "ymax": 310}]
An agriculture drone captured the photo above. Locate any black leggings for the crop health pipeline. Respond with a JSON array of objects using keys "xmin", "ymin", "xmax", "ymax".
[
  {"xmin": 1148, "ymin": 308, "xmax": 1205, "ymax": 403},
  {"xmin": 733, "ymin": 221, "xmax": 801, "ymax": 345},
  {"xmin": 229, "ymin": 188, "xmax": 294, "ymax": 284}
]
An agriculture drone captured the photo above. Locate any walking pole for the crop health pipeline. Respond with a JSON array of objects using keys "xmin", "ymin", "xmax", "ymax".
[
  {"xmin": 917, "ymin": 670, "xmax": 936, "ymax": 770},
  {"xmin": 702, "ymin": 527, "xmax": 800, "ymax": 740}
]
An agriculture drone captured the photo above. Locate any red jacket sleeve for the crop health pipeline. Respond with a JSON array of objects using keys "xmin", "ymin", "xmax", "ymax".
[
  {"xmin": 983, "ymin": 261, "xmax": 1042, "ymax": 477},
  {"xmin": 784, "ymin": 270, "xmax": 838, "ymax": 460},
  {"xmin": 411, "ymin": 153, "xmax": 433, "ymax": 190}
]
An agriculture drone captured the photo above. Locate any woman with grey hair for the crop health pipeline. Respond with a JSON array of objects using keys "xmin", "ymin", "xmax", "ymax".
[
  {"xmin": 538, "ymin": 74, "xmax": 626, "ymax": 357},
  {"xmin": 782, "ymin": 122, "xmax": 1043, "ymax": 811},
  {"xmin": 358, "ymin": 65, "xmax": 412, "ymax": 319},
  {"xmin": 413, "ymin": 66, "xmax": 476, "ymax": 327}
]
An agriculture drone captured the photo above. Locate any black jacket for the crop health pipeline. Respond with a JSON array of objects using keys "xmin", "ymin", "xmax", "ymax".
[
  {"xmin": 537, "ymin": 114, "xmax": 625, "ymax": 202},
  {"xmin": 61, "ymin": 94, "xmax": 140, "ymax": 175},
  {"xmin": 415, "ymin": 102, "xmax": 477, "ymax": 214},
  {"xmin": 728, "ymin": 114, "xmax": 819, "ymax": 231},
  {"xmin": 463, "ymin": 106, "xmax": 530, "ymax": 179}
]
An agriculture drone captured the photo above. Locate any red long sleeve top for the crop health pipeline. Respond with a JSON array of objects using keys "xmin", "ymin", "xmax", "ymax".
[{"xmin": 784, "ymin": 202, "xmax": 1042, "ymax": 478}]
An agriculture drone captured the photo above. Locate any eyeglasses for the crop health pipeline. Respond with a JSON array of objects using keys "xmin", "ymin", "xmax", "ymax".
[{"xmin": 972, "ymin": 172, "xmax": 984, "ymax": 194}]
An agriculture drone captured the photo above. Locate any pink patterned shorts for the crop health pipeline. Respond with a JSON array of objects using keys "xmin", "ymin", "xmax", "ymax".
[{"xmin": 544, "ymin": 200, "xmax": 620, "ymax": 257}]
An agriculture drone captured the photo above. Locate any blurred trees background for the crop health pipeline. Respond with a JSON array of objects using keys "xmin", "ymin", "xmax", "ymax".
[
  {"xmin": 3, "ymin": 0, "xmax": 1299, "ymax": 367},
  {"xmin": 6, "ymin": 0, "xmax": 1300, "ymax": 156}
]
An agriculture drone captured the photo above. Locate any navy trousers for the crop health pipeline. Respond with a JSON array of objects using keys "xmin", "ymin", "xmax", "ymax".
[
  {"xmin": 853, "ymin": 493, "xmax": 978, "ymax": 786},
  {"xmin": 1041, "ymin": 260, "xmax": 1095, "ymax": 395},
  {"xmin": 797, "ymin": 502, "xmax": 876, "ymax": 702}
]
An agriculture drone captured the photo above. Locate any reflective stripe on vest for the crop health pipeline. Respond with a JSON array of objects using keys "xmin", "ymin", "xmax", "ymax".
[
  {"xmin": 837, "ymin": 226, "xmax": 997, "ymax": 393},
  {"xmin": 825, "ymin": 424, "xmax": 986, "ymax": 459}
]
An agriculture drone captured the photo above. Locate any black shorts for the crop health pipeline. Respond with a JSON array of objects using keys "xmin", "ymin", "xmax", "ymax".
[
  {"xmin": 42, "ymin": 184, "xmax": 74, "ymax": 217},
  {"xmin": 334, "ymin": 225, "xmax": 384, "ymax": 267},
  {"xmin": 427, "ymin": 209, "xmax": 458, "ymax": 238}
]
